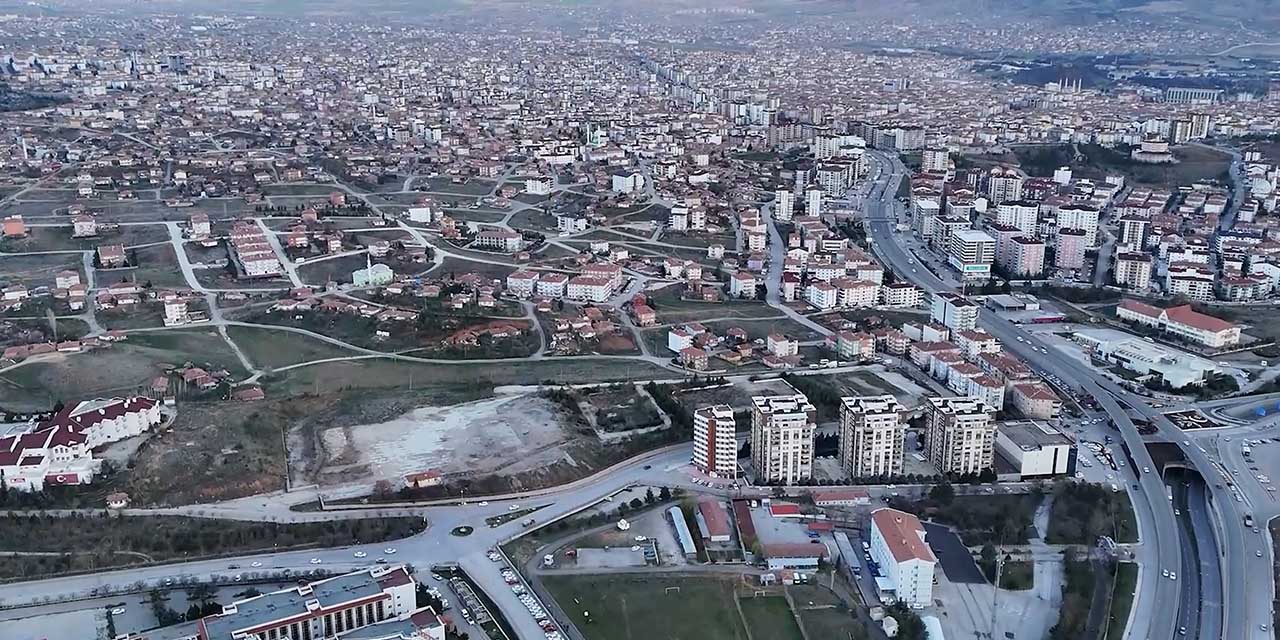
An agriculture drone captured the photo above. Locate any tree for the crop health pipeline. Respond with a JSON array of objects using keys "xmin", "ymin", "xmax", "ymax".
[
  {"xmin": 644, "ymin": 488, "xmax": 656, "ymax": 504},
  {"xmin": 629, "ymin": 498, "xmax": 643, "ymax": 510},
  {"xmin": 928, "ymin": 482, "xmax": 955, "ymax": 505},
  {"xmin": 659, "ymin": 486, "xmax": 672, "ymax": 501}
]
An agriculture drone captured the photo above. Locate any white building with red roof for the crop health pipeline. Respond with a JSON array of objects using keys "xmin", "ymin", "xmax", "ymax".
[
  {"xmin": 870, "ymin": 508, "xmax": 936, "ymax": 608},
  {"xmin": 0, "ymin": 397, "xmax": 161, "ymax": 491},
  {"xmin": 1115, "ymin": 299, "xmax": 1240, "ymax": 348}
]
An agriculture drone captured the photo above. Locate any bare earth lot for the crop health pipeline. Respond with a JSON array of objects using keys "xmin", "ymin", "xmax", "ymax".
[{"xmin": 300, "ymin": 391, "xmax": 579, "ymax": 487}]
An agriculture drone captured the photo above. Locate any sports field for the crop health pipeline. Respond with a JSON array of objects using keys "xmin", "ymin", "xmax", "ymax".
[{"xmin": 541, "ymin": 575, "xmax": 805, "ymax": 640}]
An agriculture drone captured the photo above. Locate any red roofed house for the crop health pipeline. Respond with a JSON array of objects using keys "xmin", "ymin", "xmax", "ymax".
[
  {"xmin": 404, "ymin": 469, "xmax": 443, "ymax": 489},
  {"xmin": 1115, "ymin": 299, "xmax": 1240, "ymax": 348},
  {"xmin": 869, "ymin": 508, "xmax": 936, "ymax": 608},
  {"xmin": 812, "ymin": 489, "xmax": 871, "ymax": 507}
]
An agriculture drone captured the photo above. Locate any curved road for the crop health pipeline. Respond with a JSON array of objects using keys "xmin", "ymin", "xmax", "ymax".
[{"xmin": 860, "ymin": 149, "xmax": 1223, "ymax": 640}]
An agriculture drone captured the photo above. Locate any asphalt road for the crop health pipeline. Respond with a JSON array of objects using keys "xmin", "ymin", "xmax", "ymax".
[{"xmin": 860, "ymin": 149, "xmax": 1205, "ymax": 640}]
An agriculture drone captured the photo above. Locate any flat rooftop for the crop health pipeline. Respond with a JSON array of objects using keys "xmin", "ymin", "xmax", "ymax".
[{"xmin": 998, "ymin": 420, "xmax": 1072, "ymax": 450}]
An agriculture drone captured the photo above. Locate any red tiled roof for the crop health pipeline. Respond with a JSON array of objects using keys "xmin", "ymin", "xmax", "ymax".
[
  {"xmin": 769, "ymin": 502, "xmax": 801, "ymax": 517},
  {"xmin": 1163, "ymin": 305, "xmax": 1236, "ymax": 333},
  {"xmin": 763, "ymin": 543, "xmax": 827, "ymax": 559},
  {"xmin": 872, "ymin": 508, "xmax": 936, "ymax": 563},
  {"xmin": 698, "ymin": 499, "xmax": 732, "ymax": 538}
]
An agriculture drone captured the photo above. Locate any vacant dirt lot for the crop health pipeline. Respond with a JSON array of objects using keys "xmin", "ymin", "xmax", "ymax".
[{"xmin": 301, "ymin": 391, "xmax": 582, "ymax": 487}]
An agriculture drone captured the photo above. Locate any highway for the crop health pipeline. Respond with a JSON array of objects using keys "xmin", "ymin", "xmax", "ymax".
[
  {"xmin": 0, "ymin": 446, "xmax": 700, "ymax": 640},
  {"xmin": 858, "ymin": 149, "xmax": 1243, "ymax": 640}
]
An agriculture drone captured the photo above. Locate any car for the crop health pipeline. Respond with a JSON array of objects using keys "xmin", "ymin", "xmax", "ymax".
[
  {"xmin": 430, "ymin": 573, "xmax": 443, "ymax": 581},
  {"xmin": 1179, "ymin": 626, "xmax": 1187, "ymax": 635},
  {"xmin": 1257, "ymin": 550, "xmax": 1264, "ymax": 558},
  {"xmin": 384, "ymin": 548, "xmax": 397, "ymax": 554},
  {"xmin": 310, "ymin": 558, "xmax": 322, "ymax": 564},
  {"xmin": 250, "ymin": 561, "xmax": 262, "ymax": 568},
  {"xmin": 1169, "ymin": 571, "xmax": 1176, "ymax": 581},
  {"xmin": 1161, "ymin": 569, "xmax": 1169, "ymax": 578},
  {"xmin": 1174, "ymin": 509, "xmax": 1181, "ymax": 516},
  {"xmin": 111, "ymin": 607, "xmax": 126, "ymax": 615},
  {"xmin": 508, "ymin": 504, "xmax": 521, "ymax": 511},
  {"xmin": 353, "ymin": 551, "xmax": 367, "ymax": 558},
  {"xmin": 643, "ymin": 465, "xmax": 652, "ymax": 470},
  {"xmin": 376, "ymin": 558, "xmax": 388, "ymax": 564},
  {"xmin": 478, "ymin": 501, "xmax": 489, "ymax": 506}
]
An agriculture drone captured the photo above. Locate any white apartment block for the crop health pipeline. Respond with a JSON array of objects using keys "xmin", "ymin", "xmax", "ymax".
[
  {"xmin": 1114, "ymin": 253, "xmax": 1152, "ymax": 291},
  {"xmin": 839, "ymin": 395, "xmax": 906, "ymax": 479},
  {"xmin": 870, "ymin": 508, "xmax": 936, "ymax": 609},
  {"xmin": 948, "ymin": 229, "xmax": 995, "ymax": 280},
  {"xmin": 806, "ymin": 281, "xmax": 838, "ymax": 309},
  {"xmin": 931, "ymin": 292, "xmax": 979, "ymax": 332},
  {"xmin": 566, "ymin": 275, "xmax": 613, "ymax": 303},
  {"xmin": 536, "ymin": 272, "xmax": 569, "ymax": 298},
  {"xmin": 995, "ymin": 201, "xmax": 1038, "ymax": 236},
  {"xmin": 921, "ymin": 147, "xmax": 949, "ymax": 173},
  {"xmin": 693, "ymin": 405, "xmax": 738, "ymax": 479},
  {"xmin": 506, "ymin": 270, "xmax": 540, "ymax": 298},
  {"xmin": 988, "ymin": 174, "xmax": 1024, "ymax": 205},
  {"xmin": 1056, "ymin": 205, "xmax": 1099, "ymax": 246},
  {"xmin": 881, "ymin": 282, "xmax": 923, "ymax": 307},
  {"xmin": 924, "ymin": 396, "xmax": 995, "ymax": 475},
  {"xmin": 750, "ymin": 394, "xmax": 816, "ymax": 484},
  {"xmin": 774, "ymin": 189, "xmax": 795, "ymax": 222}
]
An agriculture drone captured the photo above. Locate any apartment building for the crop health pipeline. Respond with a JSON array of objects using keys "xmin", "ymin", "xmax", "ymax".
[
  {"xmin": 930, "ymin": 292, "xmax": 979, "ymax": 332},
  {"xmin": 998, "ymin": 236, "xmax": 1045, "ymax": 278},
  {"xmin": 869, "ymin": 508, "xmax": 936, "ymax": 609},
  {"xmin": 1113, "ymin": 253, "xmax": 1152, "ymax": 291},
  {"xmin": 924, "ymin": 396, "xmax": 995, "ymax": 475},
  {"xmin": 995, "ymin": 201, "xmax": 1038, "ymax": 236},
  {"xmin": 750, "ymin": 394, "xmax": 817, "ymax": 484},
  {"xmin": 838, "ymin": 395, "xmax": 906, "ymax": 479},
  {"xmin": 1054, "ymin": 228, "xmax": 1087, "ymax": 270},
  {"xmin": 693, "ymin": 405, "xmax": 738, "ymax": 479},
  {"xmin": 947, "ymin": 229, "xmax": 996, "ymax": 279}
]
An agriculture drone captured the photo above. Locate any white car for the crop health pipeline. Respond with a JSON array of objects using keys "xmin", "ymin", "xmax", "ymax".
[
  {"xmin": 1162, "ymin": 569, "xmax": 1169, "ymax": 578},
  {"xmin": 354, "ymin": 551, "xmax": 367, "ymax": 558},
  {"xmin": 508, "ymin": 504, "xmax": 521, "ymax": 511},
  {"xmin": 384, "ymin": 548, "xmax": 397, "ymax": 554},
  {"xmin": 250, "ymin": 561, "xmax": 262, "ymax": 567},
  {"xmin": 478, "ymin": 501, "xmax": 489, "ymax": 506},
  {"xmin": 110, "ymin": 607, "xmax": 126, "ymax": 615},
  {"xmin": 1169, "ymin": 571, "xmax": 1176, "ymax": 581},
  {"xmin": 310, "ymin": 558, "xmax": 323, "ymax": 564}
]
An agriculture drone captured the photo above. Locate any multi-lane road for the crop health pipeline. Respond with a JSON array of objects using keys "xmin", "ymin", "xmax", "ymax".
[
  {"xmin": 0, "ymin": 445, "xmax": 700, "ymax": 640},
  {"xmin": 858, "ymin": 149, "xmax": 1270, "ymax": 640}
]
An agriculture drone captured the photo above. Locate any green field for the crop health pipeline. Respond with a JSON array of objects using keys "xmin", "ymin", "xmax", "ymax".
[
  {"xmin": 542, "ymin": 575, "xmax": 750, "ymax": 640},
  {"xmin": 739, "ymin": 596, "xmax": 804, "ymax": 640},
  {"xmin": 0, "ymin": 330, "xmax": 246, "ymax": 410},
  {"xmin": 787, "ymin": 584, "xmax": 867, "ymax": 640},
  {"xmin": 1105, "ymin": 563, "xmax": 1138, "ymax": 640},
  {"xmin": 225, "ymin": 325, "xmax": 359, "ymax": 370}
]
